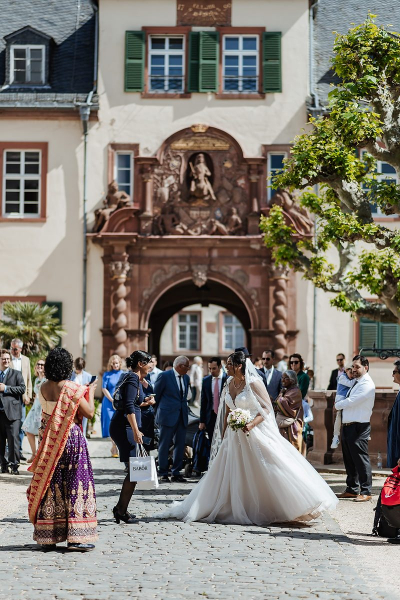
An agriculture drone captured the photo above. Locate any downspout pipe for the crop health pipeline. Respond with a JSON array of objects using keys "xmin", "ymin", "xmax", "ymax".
[
  {"xmin": 309, "ymin": 0, "xmax": 320, "ymax": 112},
  {"xmin": 79, "ymin": 1, "xmax": 98, "ymax": 358}
]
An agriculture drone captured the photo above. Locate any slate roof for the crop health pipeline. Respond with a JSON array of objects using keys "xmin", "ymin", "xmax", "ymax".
[
  {"xmin": 312, "ymin": 1, "xmax": 400, "ymax": 109},
  {"xmin": 0, "ymin": 0, "xmax": 98, "ymax": 109}
]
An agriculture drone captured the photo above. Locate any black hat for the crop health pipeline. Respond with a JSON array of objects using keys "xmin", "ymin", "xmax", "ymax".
[{"xmin": 235, "ymin": 347, "xmax": 251, "ymax": 356}]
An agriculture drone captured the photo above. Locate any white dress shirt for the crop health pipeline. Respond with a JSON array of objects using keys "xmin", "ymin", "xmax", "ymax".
[
  {"xmin": 263, "ymin": 365, "xmax": 274, "ymax": 385},
  {"xmin": 334, "ymin": 372, "xmax": 375, "ymax": 423},
  {"xmin": 148, "ymin": 366, "xmax": 162, "ymax": 386},
  {"xmin": 12, "ymin": 356, "xmax": 22, "ymax": 372}
]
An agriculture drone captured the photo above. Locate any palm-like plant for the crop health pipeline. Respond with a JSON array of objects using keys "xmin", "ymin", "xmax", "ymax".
[{"xmin": 0, "ymin": 302, "xmax": 66, "ymax": 356}]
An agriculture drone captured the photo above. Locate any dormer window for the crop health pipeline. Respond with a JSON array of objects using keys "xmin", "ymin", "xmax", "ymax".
[
  {"xmin": 11, "ymin": 45, "xmax": 45, "ymax": 85},
  {"xmin": 4, "ymin": 26, "xmax": 51, "ymax": 88}
]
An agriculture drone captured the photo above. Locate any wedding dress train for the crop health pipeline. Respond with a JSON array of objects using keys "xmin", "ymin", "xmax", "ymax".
[{"xmin": 158, "ymin": 366, "xmax": 338, "ymax": 526}]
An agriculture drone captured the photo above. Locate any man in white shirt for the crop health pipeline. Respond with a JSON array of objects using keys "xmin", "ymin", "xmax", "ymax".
[
  {"xmin": 147, "ymin": 355, "xmax": 162, "ymax": 386},
  {"xmin": 261, "ymin": 350, "xmax": 282, "ymax": 401},
  {"xmin": 335, "ymin": 355, "xmax": 375, "ymax": 502},
  {"xmin": 199, "ymin": 357, "xmax": 228, "ymax": 440}
]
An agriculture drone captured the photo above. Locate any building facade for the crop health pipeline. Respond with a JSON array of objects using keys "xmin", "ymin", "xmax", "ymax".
[{"xmin": 0, "ymin": 0, "xmax": 397, "ymax": 388}]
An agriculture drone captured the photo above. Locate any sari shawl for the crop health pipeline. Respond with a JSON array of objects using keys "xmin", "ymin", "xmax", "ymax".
[
  {"xmin": 27, "ymin": 381, "xmax": 87, "ymax": 525},
  {"xmin": 276, "ymin": 385, "xmax": 303, "ymax": 452}
]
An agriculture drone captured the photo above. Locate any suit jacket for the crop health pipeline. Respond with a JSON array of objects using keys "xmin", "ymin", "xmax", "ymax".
[
  {"xmin": 154, "ymin": 369, "xmax": 190, "ymax": 428},
  {"xmin": 70, "ymin": 370, "xmax": 92, "ymax": 385},
  {"xmin": 0, "ymin": 368, "xmax": 26, "ymax": 421},
  {"xmin": 200, "ymin": 373, "xmax": 228, "ymax": 426},
  {"xmin": 12, "ymin": 354, "xmax": 32, "ymax": 403},
  {"xmin": 328, "ymin": 369, "xmax": 339, "ymax": 390},
  {"xmin": 260, "ymin": 366, "xmax": 282, "ymax": 401}
]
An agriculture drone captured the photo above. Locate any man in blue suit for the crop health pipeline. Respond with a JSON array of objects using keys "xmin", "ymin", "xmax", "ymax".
[
  {"xmin": 154, "ymin": 355, "xmax": 190, "ymax": 483},
  {"xmin": 261, "ymin": 349, "xmax": 282, "ymax": 401},
  {"xmin": 199, "ymin": 357, "xmax": 228, "ymax": 441}
]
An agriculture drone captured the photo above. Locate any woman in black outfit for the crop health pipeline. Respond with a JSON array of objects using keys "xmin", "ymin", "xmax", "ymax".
[{"xmin": 109, "ymin": 350, "xmax": 152, "ymax": 524}]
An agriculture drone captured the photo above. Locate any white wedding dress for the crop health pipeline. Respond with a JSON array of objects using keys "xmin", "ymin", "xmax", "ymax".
[{"xmin": 158, "ymin": 362, "xmax": 338, "ymax": 526}]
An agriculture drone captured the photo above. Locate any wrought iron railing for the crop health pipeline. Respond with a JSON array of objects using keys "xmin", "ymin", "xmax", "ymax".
[
  {"xmin": 360, "ymin": 343, "xmax": 400, "ymax": 360},
  {"xmin": 223, "ymin": 75, "xmax": 259, "ymax": 93},
  {"xmin": 149, "ymin": 75, "xmax": 184, "ymax": 93}
]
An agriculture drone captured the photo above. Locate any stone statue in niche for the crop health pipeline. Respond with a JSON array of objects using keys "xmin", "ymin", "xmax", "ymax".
[
  {"xmin": 189, "ymin": 153, "xmax": 216, "ymax": 203},
  {"xmin": 205, "ymin": 207, "xmax": 244, "ymax": 236},
  {"xmin": 272, "ymin": 189, "xmax": 314, "ymax": 237},
  {"xmin": 93, "ymin": 180, "xmax": 133, "ymax": 232}
]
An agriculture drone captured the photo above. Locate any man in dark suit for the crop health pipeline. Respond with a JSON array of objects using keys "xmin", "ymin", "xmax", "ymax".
[
  {"xmin": 199, "ymin": 357, "xmax": 228, "ymax": 441},
  {"xmin": 0, "ymin": 349, "xmax": 26, "ymax": 475},
  {"xmin": 327, "ymin": 353, "xmax": 346, "ymax": 390},
  {"xmin": 154, "ymin": 355, "xmax": 190, "ymax": 483},
  {"xmin": 261, "ymin": 350, "xmax": 282, "ymax": 401},
  {"xmin": 235, "ymin": 347, "xmax": 267, "ymax": 387}
]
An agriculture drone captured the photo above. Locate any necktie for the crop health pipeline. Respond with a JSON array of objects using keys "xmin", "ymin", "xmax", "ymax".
[
  {"xmin": 213, "ymin": 378, "xmax": 220, "ymax": 414},
  {"xmin": 178, "ymin": 375, "xmax": 184, "ymax": 399},
  {"xmin": 0, "ymin": 371, "xmax": 4, "ymax": 383}
]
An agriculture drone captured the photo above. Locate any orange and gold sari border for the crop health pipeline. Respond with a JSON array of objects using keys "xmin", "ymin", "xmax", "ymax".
[{"xmin": 27, "ymin": 382, "xmax": 87, "ymax": 525}]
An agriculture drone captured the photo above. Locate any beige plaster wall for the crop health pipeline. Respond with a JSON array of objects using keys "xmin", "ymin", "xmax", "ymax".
[{"xmin": 0, "ymin": 119, "xmax": 103, "ymax": 376}]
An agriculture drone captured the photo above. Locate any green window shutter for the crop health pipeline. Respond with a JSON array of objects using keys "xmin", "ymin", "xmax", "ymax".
[
  {"xmin": 380, "ymin": 323, "xmax": 399, "ymax": 348},
  {"xmin": 359, "ymin": 318, "xmax": 378, "ymax": 356},
  {"xmin": 188, "ymin": 32, "xmax": 200, "ymax": 92},
  {"xmin": 125, "ymin": 31, "xmax": 145, "ymax": 92},
  {"xmin": 262, "ymin": 32, "xmax": 282, "ymax": 93},
  {"xmin": 199, "ymin": 31, "xmax": 219, "ymax": 93}
]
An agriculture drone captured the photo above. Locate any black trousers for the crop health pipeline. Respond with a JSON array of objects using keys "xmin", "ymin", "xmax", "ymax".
[
  {"xmin": 0, "ymin": 411, "xmax": 21, "ymax": 468},
  {"xmin": 341, "ymin": 422, "xmax": 372, "ymax": 495}
]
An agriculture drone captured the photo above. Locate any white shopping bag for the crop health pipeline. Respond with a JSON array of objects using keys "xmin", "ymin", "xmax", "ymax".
[{"xmin": 129, "ymin": 445, "xmax": 159, "ymax": 489}]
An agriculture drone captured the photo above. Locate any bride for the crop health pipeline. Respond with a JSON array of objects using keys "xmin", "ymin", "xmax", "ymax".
[{"xmin": 158, "ymin": 350, "xmax": 338, "ymax": 525}]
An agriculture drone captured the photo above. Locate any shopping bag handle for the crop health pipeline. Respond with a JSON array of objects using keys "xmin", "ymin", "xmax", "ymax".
[{"xmin": 136, "ymin": 443, "xmax": 148, "ymax": 457}]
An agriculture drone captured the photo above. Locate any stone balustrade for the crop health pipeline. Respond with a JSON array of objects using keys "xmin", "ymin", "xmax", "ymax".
[{"xmin": 307, "ymin": 389, "xmax": 396, "ymax": 468}]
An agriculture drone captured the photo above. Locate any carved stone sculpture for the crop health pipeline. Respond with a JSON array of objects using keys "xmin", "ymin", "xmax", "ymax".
[
  {"xmin": 159, "ymin": 205, "xmax": 196, "ymax": 236},
  {"xmin": 192, "ymin": 264, "xmax": 208, "ymax": 288},
  {"xmin": 94, "ymin": 180, "xmax": 133, "ymax": 233},
  {"xmin": 272, "ymin": 189, "xmax": 314, "ymax": 237},
  {"xmin": 189, "ymin": 153, "xmax": 216, "ymax": 203}
]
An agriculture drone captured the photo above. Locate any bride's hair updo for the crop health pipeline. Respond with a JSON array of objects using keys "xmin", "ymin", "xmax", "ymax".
[
  {"xmin": 228, "ymin": 350, "xmax": 247, "ymax": 373},
  {"xmin": 126, "ymin": 350, "xmax": 152, "ymax": 370}
]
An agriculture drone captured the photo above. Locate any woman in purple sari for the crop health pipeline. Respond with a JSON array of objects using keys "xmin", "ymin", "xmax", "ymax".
[{"xmin": 27, "ymin": 348, "xmax": 98, "ymax": 552}]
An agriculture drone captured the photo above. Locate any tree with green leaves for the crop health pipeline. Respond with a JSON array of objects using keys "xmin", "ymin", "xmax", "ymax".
[
  {"xmin": 261, "ymin": 15, "xmax": 400, "ymax": 324},
  {"xmin": 0, "ymin": 302, "xmax": 65, "ymax": 357}
]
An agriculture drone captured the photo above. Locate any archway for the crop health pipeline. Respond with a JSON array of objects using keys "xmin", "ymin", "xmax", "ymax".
[{"xmin": 148, "ymin": 278, "xmax": 252, "ymax": 360}]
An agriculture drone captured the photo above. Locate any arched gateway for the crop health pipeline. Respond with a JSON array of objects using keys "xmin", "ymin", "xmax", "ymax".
[{"xmin": 90, "ymin": 125, "xmax": 299, "ymax": 366}]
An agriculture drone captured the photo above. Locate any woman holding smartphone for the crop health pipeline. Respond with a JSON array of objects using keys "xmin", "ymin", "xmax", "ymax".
[{"xmin": 109, "ymin": 350, "xmax": 152, "ymax": 524}]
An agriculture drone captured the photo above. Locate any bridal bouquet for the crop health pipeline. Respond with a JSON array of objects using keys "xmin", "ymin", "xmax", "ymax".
[{"xmin": 228, "ymin": 408, "xmax": 252, "ymax": 435}]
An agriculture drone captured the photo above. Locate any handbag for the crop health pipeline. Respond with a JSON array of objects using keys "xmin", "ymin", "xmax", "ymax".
[
  {"xmin": 276, "ymin": 412, "xmax": 295, "ymax": 429},
  {"xmin": 129, "ymin": 444, "xmax": 159, "ymax": 489},
  {"xmin": 113, "ymin": 374, "xmax": 139, "ymax": 411}
]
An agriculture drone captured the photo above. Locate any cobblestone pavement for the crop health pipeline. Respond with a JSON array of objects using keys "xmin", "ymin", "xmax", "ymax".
[{"xmin": 0, "ymin": 442, "xmax": 398, "ymax": 600}]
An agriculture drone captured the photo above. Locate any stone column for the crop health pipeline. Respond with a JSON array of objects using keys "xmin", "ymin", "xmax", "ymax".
[
  {"xmin": 270, "ymin": 266, "xmax": 289, "ymax": 360},
  {"xmin": 246, "ymin": 160, "xmax": 264, "ymax": 234},
  {"xmin": 109, "ymin": 256, "xmax": 131, "ymax": 357}
]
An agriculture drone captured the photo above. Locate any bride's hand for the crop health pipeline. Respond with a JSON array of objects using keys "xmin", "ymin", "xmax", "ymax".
[{"xmin": 243, "ymin": 422, "xmax": 254, "ymax": 434}]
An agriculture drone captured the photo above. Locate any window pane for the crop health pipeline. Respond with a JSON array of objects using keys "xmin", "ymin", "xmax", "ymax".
[
  {"xmin": 225, "ymin": 55, "xmax": 239, "ymax": 67},
  {"xmin": 189, "ymin": 315, "xmax": 198, "ymax": 323},
  {"xmin": 179, "ymin": 314, "xmax": 187, "ymax": 323},
  {"xmin": 169, "ymin": 55, "xmax": 182, "ymax": 67},
  {"xmin": 270, "ymin": 154, "xmax": 285, "ymax": 169},
  {"xmin": 24, "ymin": 179, "xmax": 39, "ymax": 191},
  {"xmin": 5, "ymin": 202, "xmax": 20, "ymax": 213},
  {"xmin": 24, "ymin": 191, "xmax": 39, "ymax": 203},
  {"xmin": 23, "ymin": 203, "xmax": 39, "ymax": 214},
  {"xmin": 6, "ymin": 179, "xmax": 20, "ymax": 190},
  {"xmin": 151, "ymin": 38, "xmax": 165, "ymax": 50},
  {"xmin": 381, "ymin": 162, "xmax": 396, "ymax": 174},
  {"xmin": 30, "ymin": 69, "xmax": 42, "ymax": 83},
  {"xmin": 225, "ymin": 37, "xmax": 239, "ymax": 51},
  {"xmin": 224, "ymin": 315, "xmax": 233, "ymax": 324},
  {"xmin": 117, "ymin": 154, "xmax": 131, "ymax": 169},
  {"xmin": 30, "ymin": 49, "xmax": 42, "ymax": 60},
  {"xmin": 117, "ymin": 169, "xmax": 130, "ymax": 184},
  {"xmin": 243, "ymin": 37, "xmax": 257, "ymax": 51},
  {"xmin": 14, "ymin": 69, "xmax": 26, "ymax": 83},
  {"xmin": 169, "ymin": 37, "xmax": 183, "ymax": 50},
  {"xmin": 14, "ymin": 48, "xmax": 26, "ymax": 59},
  {"xmin": 243, "ymin": 56, "xmax": 256, "ymax": 67}
]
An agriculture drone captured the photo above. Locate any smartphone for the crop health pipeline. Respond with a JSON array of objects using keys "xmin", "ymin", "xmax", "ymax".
[
  {"xmin": 89, "ymin": 375, "xmax": 97, "ymax": 384},
  {"xmin": 148, "ymin": 393, "xmax": 156, "ymax": 398}
]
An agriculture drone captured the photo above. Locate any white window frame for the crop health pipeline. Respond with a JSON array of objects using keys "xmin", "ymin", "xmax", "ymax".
[
  {"xmin": 10, "ymin": 45, "xmax": 45, "ymax": 85},
  {"xmin": 177, "ymin": 312, "xmax": 199, "ymax": 351},
  {"xmin": 361, "ymin": 150, "xmax": 398, "ymax": 217},
  {"xmin": 3, "ymin": 149, "xmax": 41, "ymax": 218},
  {"xmin": 267, "ymin": 151, "xmax": 288, "ymax": 201},
  {"xmin": 148, "ymin": 35, "xmax": 185, "ymax": 93},
  {"xmin": 114, "ymin": 151, "xmax": 134, "ymax": 198},
  {"xmin": 222, "ymin": 34, "xmax": 259, "ymax": 94},
  {"xmin": 222, "ymin": 313, "xmax": 245, "ymax": 352}
]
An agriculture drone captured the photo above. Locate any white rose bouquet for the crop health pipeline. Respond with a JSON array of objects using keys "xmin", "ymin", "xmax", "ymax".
[{"xmin": 227, "ymin": 408, "xmax": 252, "ymax": 435}]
